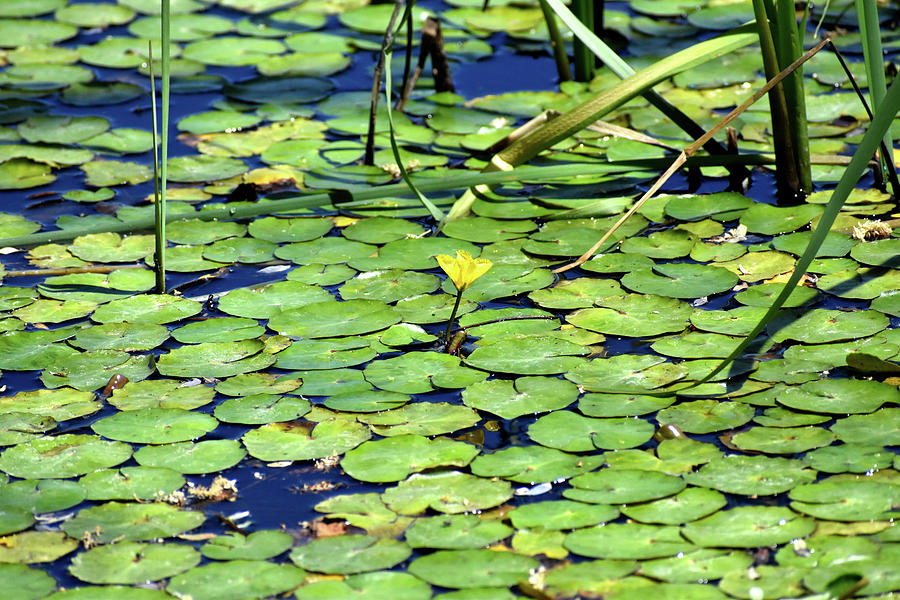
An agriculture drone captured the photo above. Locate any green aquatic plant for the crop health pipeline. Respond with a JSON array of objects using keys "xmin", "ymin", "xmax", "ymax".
[
  {"xmin": 149, "ymin": 0, "xmax": 171, "ymax": 294},
  {"xmin": 436, "ymin": 250, "xmax": 492, "ymax": 345}
]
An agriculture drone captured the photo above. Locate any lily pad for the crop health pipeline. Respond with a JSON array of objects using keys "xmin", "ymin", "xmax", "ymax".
[
  {"xmin": 684, "ymin": 455, "xmax": 816, "ymax": 495},
  {"xmin": 682, "ymin": 506, "xmax": 815, "ymax": 547},
  {"xmin": 270, "ymin": 299, "xmax": 399, "ymax": 338},
  {"xmin": 342, "ymin": 435, "xmax": 478, "ymax": 482},
  {"xmin": 241, "ymin": 419, "xmax": 371, "ymax": 462},
  {"xmin": 382, "ymin": 471, "xmax": 512, "ymax": 515},
  {"xmin": 200, "ymin": 530, "xmax": 293, "ymax": 561},
  {"xmin": 92, "ymin": 408, "xmax": 217, "ymax": 444},
  {"xmin": 461, "ymin": 376, "xmax": 578, "ymax": 419},
  {"xmin": 565, "ymin": 523, "xmax": 695, "ymax": 559},
  {"xmin": 408, "ymin": 549, "xmax": 538, "ymax": 589},
  {"xmin": 568, "ymin": 294, "xmax": 692, "ymax": 336},
  {"xmin": 290, "ymin": 535, "xmax": 410, "ymax": 574},
  {"xmin": 621, "ymin": 263, "xmax": 738, "ymax": 298},
  {"xmin": 62, "ymin": 501, "xmax": 205, "ymax": 543},
  {"xmin": 0, "ymin": 434, "xmax": 132, "ymax": 479},
  {"xmin": 464, "ymin": 335, "xmax": 588, "ymax": 375},
  {"xmin": 528, "ymin": 411, "xmax": 655, "ymax": 451},
  {"xmin": 405, "ymin": 514, "xmax": 513, "ymax": 549},
  {"xmin": 167, "ymin": 560, "xmax": 306, "ymax": 600},
  {"xmin": 364, "ymin": 351, "xmax": 488, "ymax": 394},
  {"xmin": 470, "ymin": 445, "xmax": 604, "ymax": 484},
  {"xmin": 69, "ymin": 542, "xmax": 200, "ymax": 584},
  {"xmin": 156, "ymin": 340, "xmax": 276, "ymax": 378},
  {"xmin": 133, "ymin": 439, "xmax": 246, "ymax": 474}
]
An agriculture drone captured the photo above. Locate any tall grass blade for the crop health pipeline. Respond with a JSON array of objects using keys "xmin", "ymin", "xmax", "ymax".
[
  {"xmin": 697, "ymin": 74, "xmax": 900, "ymax": 386},
  {"xmin": 543, "ymin": 0, "xmax": 733, "ymax": 158},
  {"xmin": 149, "ymin": 42, "xmax": 162, "ymax": 292},
  {"xmin": 445, "ymin": 25, "xmax": 757, "ymax": 221},
  {"xmin": 383, "ymin": 42, "xmax": 446, "ymax": 225}
]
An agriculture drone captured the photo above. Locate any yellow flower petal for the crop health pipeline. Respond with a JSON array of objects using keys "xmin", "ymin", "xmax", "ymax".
[{"xmin": 437, "ymin": 250, "xmax": 492, "ymax": 291}]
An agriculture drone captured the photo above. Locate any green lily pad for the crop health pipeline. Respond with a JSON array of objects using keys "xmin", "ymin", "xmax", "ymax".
[
  {"xmin": 62, "ymin": 501, "xmax": 205, "ymax": 543},
  {"xmin": 0, "ymin": 434, "xmax": 132, "ymax": 479},
  {"xmin": 296, "ymin": 571, "xmax": 431, "ymax": 600},
  {"xmin": 528, "ymin": 278, "xmax": 621, "ymax": 309},
  {"xmin": 108, "ymin": 379, "xmax": 215, "ymax": 411},
  {"xmin": 0, "ymin": 563, "xmax": 56, "ymax": 600},
  {"xmin": 78, "ymin": 466, "xmax": 184, "ymax": 501},
  {"xmin": 201, "ymin": 530, "xmax": 293, "ymax": 560},
  {"xmin": 92, "ymin": 294, "xmax": 202, "ymax": 324},
  {"xmin": 167, "ymin": 560, "xmax": 306, "ymax": 600},
  {"xmin": 69, "ymin": 542, "xmax": 200, "ymax": 584},
  {"xmin": 740, "ymin": 202, "xmax": 823, "ymax": 234},
  {"xmin": 804, "ymin": 443, "xmax": 896, "ymax": 474},
  {"xmin": 358, "ymin": 402, "xmax": 480, "ymax": 437},
  {"xmin": 342, "ymin": 435, "xmax": 478, "ymax": 482},
  {"xmin": 156, "ymin": 340, "xmax": 276, "ymax": 377},
  {"xmin": 0, "ymin": 19, "xmax": 77, "ymax": 47},
  {"xmin": 731, "ymin": 425, "xmax": 836, "ymax": 454},
  {"xmin": 790, "ymin": 478, "xmax": 900, "ymax": 521},
  {"xmin": 270, "ymin": 298, "xmax": 399, "ymax": 338},
  {"xmin": 0, "ymin": 158, "xmax": 54, "ymax": 189},
  {"xmin": 529, "ymin": 410, "xmax": 655, "ymax": 451},
  {"xmin": 770, "ymin": 308, "xmax": 888, "ymax": 343},
  {"xmin": 565, "ymin": 523, "xmax": 695, "ymax": 559},
  {"xmin": 656, "ymin": 400, "xmax": 755, "ymax": 434},
  {"xmin": 621, "ymin": 487, "xmax": 727, "ymax": 525},
  {"xmin": 734, "ymin": 282, "xmax": 819, "ymax": 307},
  {"xmin": 408, "ymin": 549, "xmax": 538, "ymax": 589},
  {"xmin": 323, "ymin": 390, "xmax": 409, "ymax": 413},
  {"xmin": 339, "ymin": 269, "xmax": 440, "ymax": 303},
  {"xmin": 92, "ymin": 408, "xmax": 217, "ymax": 444},
  {"xmin": 364, "ymin": 351, "xmax": 488, "ymax": 394},
  {"xmin": 166, "ymin": 155, "xmax": 247, "ymax": 183},
  {"xmin": 470, "ymin": 445, "xmax": 604, "ymax": 484},
  {"xmin": 684, "ymin": 455, "xmax": 816, "ymax": 495},
  {"xmin": 241, "ymin": 418, "xmax": 371, "ymax": 462},
  {"xmin": 203, "ymin": 236, "xmax": 277, "ymax": 264},
  {"xmin": 0, "ymin": 387, "xmax": 99, "ymax": 422},
  {"xmin": 777, "ymin": 378, "xmax": 899, "ymax": 414},
  {"xmin": 41, "ymin": 351, "xmax": 154, "ymax": 392},
  {"xmin": 568, "ymin": 294, "xmax": 692, "ymax": 336},
  {"xmin": 830, "ymin": 407, "xmax": 900, "ymax": 445},
  {"xmin": 464, "ymin": 335, "xmax": 588, "ymax": 375},
  {"xmin": 172, "ymin": 317, "xmax": 265, "ymax": 344},
  {"xmin": 578, "ymin": 392, "xmax": 674, "ymax": 417},
  {"xmin": 568, "ymin": 468, "xmax": 685, "ymax": 504},
  {"xmin": 682, "ymin": 506, "xmax": 815, "ymax": 547},
  {"xmin": 218, "ymin": 280, "xmax": 332, "ymax": 319},
  {"xmin": 0, "ymin": 531, "xmax": 77, "ymax": 564},
  {"xmin": 133, "ymin": 439, "xmax": 246, "ymax": 474},
  {"xmin": 621, "ymin": 263, "xmax": 738, "ymax": 298},
  {"xmin": 248, "ymin": 216, "xmax": 332, "ymax": 242},
  {"xmin": 290, "ymin": 534, "xmax": 410, "ymax": 574},
  {"xmin": 508, "ymin": 499, "xmax": 618, "ymax": 530},
  {"xmin": 817, "ymin": 267, "xmax": 900, "ymax": 299},
  {"xmin": 276, "ymin": 337, "xmax": 376, "ymax": 370},
  {"xmin": 382, "ymin": 471, "xmax": 512, "ymax": 515},
  {"xmin": 68, "ymin": 232, "xmax": 154, "ymax": 263},
  {"xmin": 565, "ymin": 354, "xmax": 688, "ymax": 393},
  {"xmin": 461, "ymin": 376, "xmax": 578, "ymax": 419},
  {"xmin": 664, "ymin": 192, "xmax": 753, "ymax": 221},
  {"xmin": 81, "ymin": 160, "xmax": 153, "ymax": 186},
  {"xmin": 214, "ymin": 394, "xmax": 310, "ymax": 424},
  {"xmin": 405, "ymin": 514, "xmax": 513, "ymax": 549}
]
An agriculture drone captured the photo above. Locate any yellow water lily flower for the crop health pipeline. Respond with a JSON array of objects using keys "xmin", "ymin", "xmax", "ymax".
[{"xmin": 436, "ymin": 250, "xmax": 492, "ymax": 292}]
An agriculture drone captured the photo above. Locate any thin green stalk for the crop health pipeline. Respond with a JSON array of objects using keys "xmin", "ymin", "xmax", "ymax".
[
  {"xmin": 751, "ymin": 0, "xmax": 802, "ymax": 200},
  {"xmin": 571, "ymin": 0, "xmax": 594, "ymax": 81},
  {"xmin": 857, "ymin": 0, "xmax": 892, "ymax": 179},
  {"xmin": 775, "ymin": 0, "xmax": 811, "ymax": 195},
  {"xmin": 383, "ymin": 39, "xmax": 446, "ymax": 225},
  {"xmin": 538, "ymin": 0, "xmax": 572, "ymax": 82},
  {"xmin": 153, "ymin": 0, "xmax": 171, "ymax": 294},
  {"xmin": 444, "ymin": 289, "xmax": 463, "ymax": 344}
]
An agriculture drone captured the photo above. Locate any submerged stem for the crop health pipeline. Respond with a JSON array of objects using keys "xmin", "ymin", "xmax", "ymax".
[{"xmin": 444, "ymin": 289, "xmax": 464, "ymax": 347}]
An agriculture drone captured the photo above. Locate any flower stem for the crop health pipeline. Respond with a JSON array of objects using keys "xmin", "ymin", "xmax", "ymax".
[{"xmin": 444, "ymin": 288, "xmax": 464, "ymax": 347}]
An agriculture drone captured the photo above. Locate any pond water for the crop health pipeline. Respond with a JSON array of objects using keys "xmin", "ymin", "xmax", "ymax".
[{"xmin": 0, "ymin": 0, "xmax": 899, "ymax": 599}]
